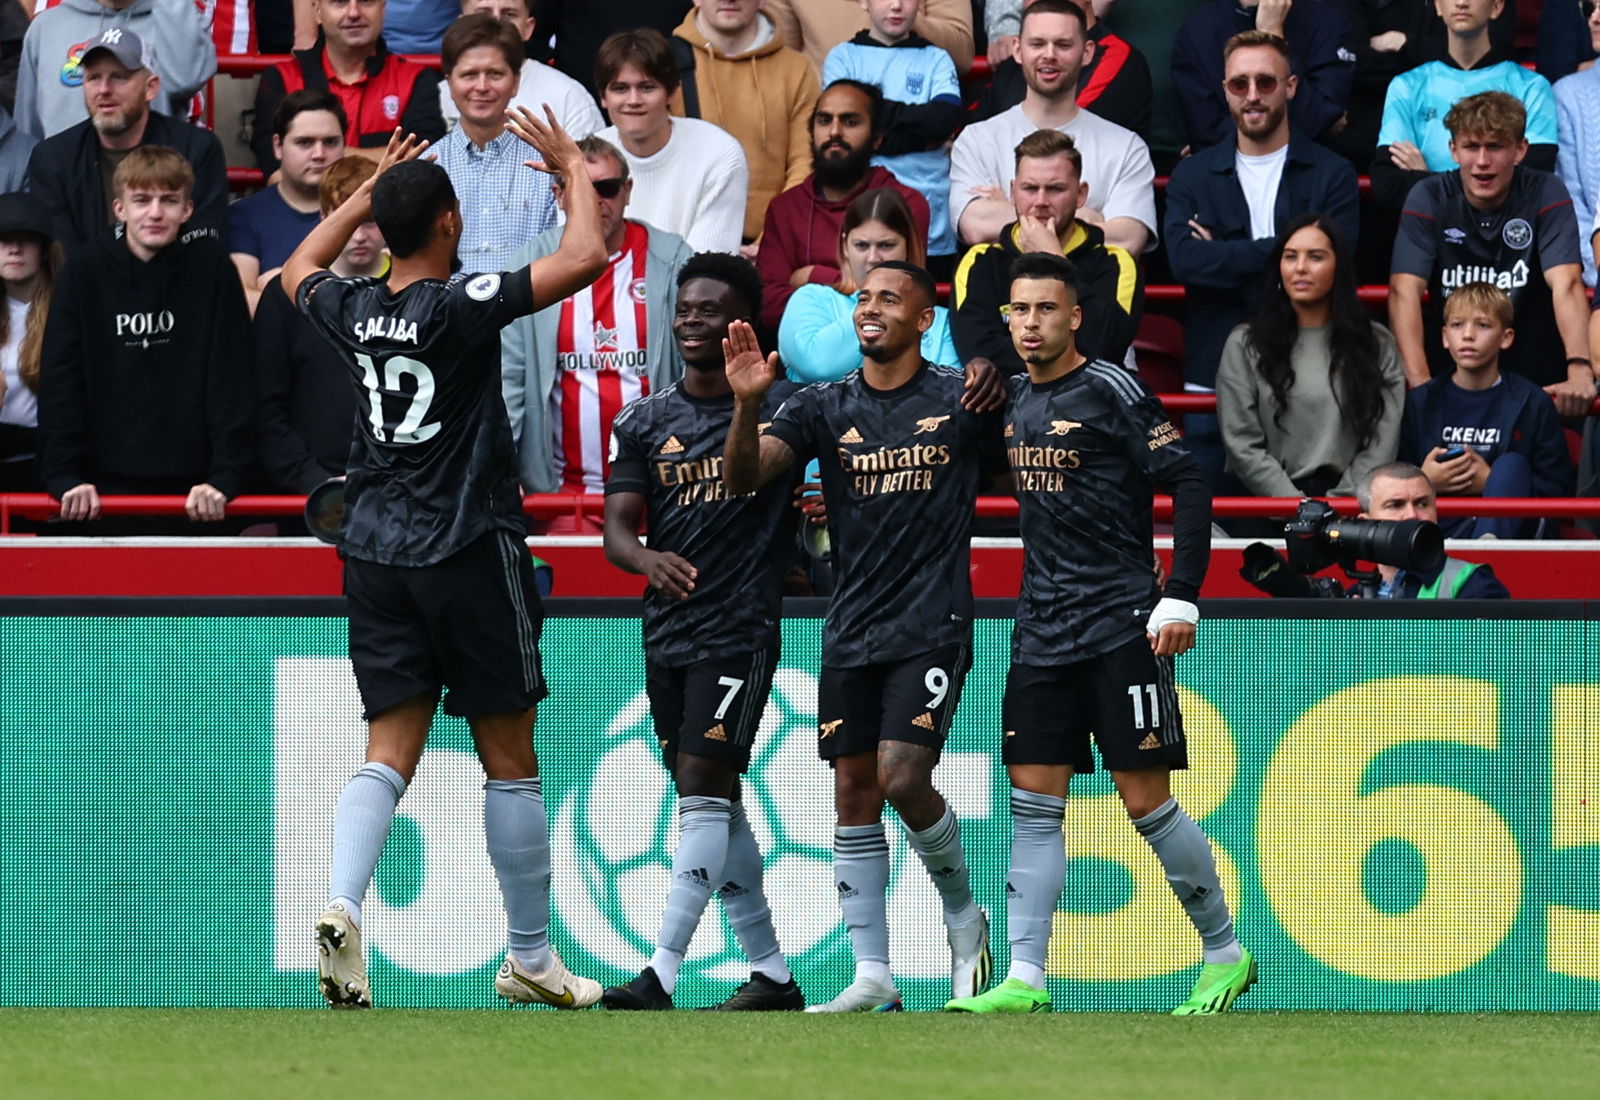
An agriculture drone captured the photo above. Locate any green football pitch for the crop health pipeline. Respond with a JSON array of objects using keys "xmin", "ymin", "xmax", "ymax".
[{"xmin": 2, "ymin": 1010, "xmax": 1597, "ymax": 1099}]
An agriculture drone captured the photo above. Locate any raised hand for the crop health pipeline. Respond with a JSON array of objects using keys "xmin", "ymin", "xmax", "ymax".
[
  {"xmin": 723, "ymin": 320, "xmax": 778, "ymax": 402},
  {"xmin": 374, "ymin": 128, "xmax": 431, "ymax": 179},
  {"xmin": 509, "ymin": 104, "xmax": 583, "ymax": 179}
]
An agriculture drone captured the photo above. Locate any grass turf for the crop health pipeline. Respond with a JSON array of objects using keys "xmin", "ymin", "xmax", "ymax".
[{"xmin": 3, "ymin": 1010, "xmax": 1598, "ymax": 1099}]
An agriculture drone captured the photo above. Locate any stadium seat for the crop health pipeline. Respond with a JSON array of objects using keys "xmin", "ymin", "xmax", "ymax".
[{"xmin": 1133, "ymin": 313, "xmax": 1185, "ymax": 395}]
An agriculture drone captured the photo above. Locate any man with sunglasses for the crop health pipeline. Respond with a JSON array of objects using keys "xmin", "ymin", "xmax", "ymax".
[
  {"xmin": 1164, "ymin": 30, "xmax": 1358, "ymax": 492},
  {"xmin": 499, "ymin": 134, "xmax": 693, "ymax": 531}
]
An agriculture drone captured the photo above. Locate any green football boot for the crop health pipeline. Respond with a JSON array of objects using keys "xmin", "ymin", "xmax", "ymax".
[
  {"xmin": 944, "ymin": 977, "xmax": 1051, "ymax": 1014},
  {"xmin": 1171, "ymin": 949, "xmax": 1257, "ymax": 1015}
]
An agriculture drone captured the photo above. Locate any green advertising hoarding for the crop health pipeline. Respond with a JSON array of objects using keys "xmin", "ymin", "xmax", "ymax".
[{"xmin": 2, "ymin": 607, "xmax": 1596, "ymax": 1011}]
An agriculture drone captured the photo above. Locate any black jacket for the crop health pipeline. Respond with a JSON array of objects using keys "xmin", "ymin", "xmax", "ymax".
[
  {"xmin": 26, "ymin": 112, "xmax": 229, "ymax": 255},
  {"xmin": 951, "ymin": 218, "xmax": 1143, "ymax": 374},
  {"xmin": 965, "ymin": 24, "xmax": 1152, "ymax": 140},
  {"xmin": 38, "ymin": 231, "xmax": 252, "ymax": 498},
  {"xmin": 253, "ymin": 275, "xmax": 358, "ymax": 493}
]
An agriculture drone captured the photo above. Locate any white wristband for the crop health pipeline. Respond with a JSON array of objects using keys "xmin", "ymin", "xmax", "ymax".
[{"xmin": 1146, "ymin": 597, "xmax": 1199, "ymax": 636}]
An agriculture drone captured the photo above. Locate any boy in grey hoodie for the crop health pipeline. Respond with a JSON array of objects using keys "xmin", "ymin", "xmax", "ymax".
[{"xmin": 16, "ymin": 0, "xmax": 215, "ymax": 138}]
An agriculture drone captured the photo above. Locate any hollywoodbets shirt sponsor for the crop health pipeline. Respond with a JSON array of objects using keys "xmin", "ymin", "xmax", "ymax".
[
  {"xmin": 1006, "ymin": 361, "xmax": 1192, "ymax": 664},
  {"xmin": 299, "ymin": 268, "xmax": 534, "ymax": 567},
  {"xmin": 766, "ymin": 362, "xmax": 1004, "ymax": 667},
  {"xmin": 1394, "ymin": 168, "xmax": 1580, "ymax": 387},
  {"xmin": 607, "ymin": 384, "xmax": 794, "ymax": 667}
]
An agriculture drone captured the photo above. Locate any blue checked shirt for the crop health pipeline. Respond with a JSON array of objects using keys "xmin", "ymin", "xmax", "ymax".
[{"xmin": 435, "ymin": 126, "xmax": 559, "ymax": 273}]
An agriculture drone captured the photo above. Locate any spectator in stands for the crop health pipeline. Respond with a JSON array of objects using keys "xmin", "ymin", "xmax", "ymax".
[
  {"xmin": 0, "ymin": 193, "xmax": 61, "ymax": 491},
  {"xmin": 823, "ymin": 0, "xmax": 962, "ymax": 270},
  {"xmin": 1399, "ymin": 281, "xmax": 1572, "ymax": 538},
  {"xmin": 17, "ymin": 0, "xmax": 216, "ymax": 139},
  {"xmin": 377, "ymin": 0, "xmax": 455, "ymax": 53},
  {"xmin": 669, "ymin": 0, "xmax": 817, "ymax": 255},
  {"xmin": 38, "ymin": 146, "xmax": 251, "ymax": 524},
  {"xmin": 0, "ymin": 106, "xmax": 36, "ymax": 192},
  {"xmin": 594, "ymin": 29, "xmax": 748, "ymax": 255},
  {"xmin": 951, "ymin": 0, "xmax": 1155, "ymax": 254},
  {"xmin": 230, "ymin": 89, "xmax": 347, "ymax": 314},
  {"xmin": 1172, "ymin": 0, "xmax": 1355, "ymax": 153},
  {"xmin": 1390, "ymin": 92, "xmax": 1593, "ymax": 416},
  {"xmin": 1217, "ymin": 213, "xmax": 1403, "ymax": 502},
  {"xmin": 435, "ymin": 14, "xmax": 558, "ymax": 273},
  {"xmin": 969, "ymin": 0, "xmax": 1152, "ymax": 139},
  {"xmin": 1555, "ymin": 5, "xmax": 1600, "ymax": 288},
  {"xmin": 1165, "ymin": 30, "xmax": 1359, "ymax": 488},
  {"xmin": 763, "ymin": 0, "xmax": 974, "ymax": 76},
  {"xmin": 253, "ymin": 156, "xmax": 380, "ymax": 493},
  {"xmin": 755, "ymin": 79, "xmax": 929, "ymax": 332},
  {"xmin": 254, "ymin": 0, "xmax": 445, "ymax": 175},
  {"xmin": 1536, "ymin": 0, "xmax": 1597, "ymax": 84},
  {"xmin": 778, "ymin": 187, "xmax": 955, "ymax": 382},
  {"xmin": 1355, "ymin": 461, "xmax": 1510, "ymax": 597},
  {"xmin": 535, "ymin": 0, "xmax": 691, "ymax": 96},
  {"xmin": 1324, "ymin": 0, "xmax": 1430, "ymax": 167},
  {"xmin": 27, "ymin": 29, "xmax": 228, "ymax": 253},
  {"xmin": 499, "ymin": 134, "xmax": 693, "ymax": 522},
  {"xmin": 438, "ymin": 0, "xmax": 603, "ymax": 138},
  {"xmin": 953, "ymin": 129, "xmax": 1142, "ymax": 375},
  {"xmin": 1372, "ymin": 0, "xmax": 1557, "ymax": 211}
]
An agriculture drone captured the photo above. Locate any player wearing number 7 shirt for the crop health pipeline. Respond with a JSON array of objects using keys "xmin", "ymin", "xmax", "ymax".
[
  {"xmin": 280, "ymin": 113, "xmax": 608, "ymax": 1012},
  {"xmin": 723, "ymin": 260, "xmax": 1009, "ymax": 1013},
  {"xmin": 943, "ymin": 253, "xmax": 1254, "ymax": 1016}
]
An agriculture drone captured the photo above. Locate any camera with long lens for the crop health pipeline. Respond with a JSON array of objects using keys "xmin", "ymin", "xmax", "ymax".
[{"xmin": 1241, "ymin": 499, "xmax": 1445, "ymax": 598}]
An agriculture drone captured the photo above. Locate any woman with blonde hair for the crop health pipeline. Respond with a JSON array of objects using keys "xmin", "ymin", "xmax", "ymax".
[
  {"xmin": 0, "ymin": 193, "xmax": 62, "ymax": 491},
  {"xmin": 778, "ymin": 187, "xmax": 956, "ymax": 382}
]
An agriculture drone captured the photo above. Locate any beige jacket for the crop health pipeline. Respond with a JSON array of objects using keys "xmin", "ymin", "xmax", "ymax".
[{"xmin": 763, "ymin": 0, "xmax": 975, "ymax": 76}]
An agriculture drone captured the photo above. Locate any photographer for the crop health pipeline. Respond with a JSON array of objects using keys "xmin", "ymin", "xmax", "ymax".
[{"xmin": 1355, "ymin": 463, "xmax": 1509, "ymax": 599}]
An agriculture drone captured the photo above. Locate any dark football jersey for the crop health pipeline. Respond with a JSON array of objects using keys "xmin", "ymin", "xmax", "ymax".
[
  {"xmin": 606, "ymin": 382, "xmax": 796, "ymax": 666},
  {"xmin": 765, "ymin": 362, "xmax": 1004, "ymax": 667},
  {"xmin": 1393, "ymin": 168, "xmax": 1580, "ymax": 387},
  {"xmin": 298, "ymin": 269, "xmax": 535, "ymax": 567},
  {"xmin": 1006, "ymin": 360, "xmax": 1202, "ymax": 664}
]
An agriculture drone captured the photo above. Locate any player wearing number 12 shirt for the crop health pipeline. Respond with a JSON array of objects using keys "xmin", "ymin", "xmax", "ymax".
[
  {"xmin": 723, "ymin": 261, "xmax": 1008, "ymax": 1013},
  {"xmin": 943, "ymin": 253, "xmax": 1255, "ymax": 1018},
  {"xmin": 280, "ymin": 114, "xmax": 609, "ymax": 1013}
]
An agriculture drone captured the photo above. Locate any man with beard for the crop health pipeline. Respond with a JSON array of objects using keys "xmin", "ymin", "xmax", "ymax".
[
  {"xmin": 949, "ymin": 0, "xmax": 1154, "ymax": 255},
  {"xmin": 755, "ymin": 79, "xmax": 929, "ymax": 332},
  {"xmin": 26, "ymin": 28, "xmax": 227, "ymax": 253},
  {"xmin": 600, "ymin": 252, "xmax": 804, "ymax": 1012},
  {"xmin": 1163, "ymin": 31, "xmax": 1357, "ymax": 491}
]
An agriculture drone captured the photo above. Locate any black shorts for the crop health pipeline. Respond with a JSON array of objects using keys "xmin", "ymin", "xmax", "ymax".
[
  {"xmin": 1003, "ymin": 635, "xmax": 1187, "ymax": 773},
  {"xmin": 646, "ymin": 649, "xmax": 777, "ymax": 773},
  {"xmin": 817, "ymin": 644, "xmax": 970, "ymax": 761},
  {"xmin": 344, "ymin": 529, "xmax": 548, "ymax": 720}
]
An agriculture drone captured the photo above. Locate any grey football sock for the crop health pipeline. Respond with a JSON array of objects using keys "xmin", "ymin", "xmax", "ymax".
[
  {"xmin": 905, "ymin": 806, "xmax": 979, "ymax": 924},
  {"xmin": 1132, "ymin": 798, "xmax": 1240, "ymax": 962},
  {"xmin": 649, "ymin": 795, "xmax": 731, "ymax": 994},
  {"xmin": 483, "ymin": 777, "xmax": 553, "ymax": 967},
  {"xmin": 1006, "ymin": 788, "xmax": 1066, "ymax": 987},
  {"xmin": 718, "ymin": 802, "xmax": 791, "ymax": 984},
  {"xmin": 327, "ymin": 761, "xmax": 407, "ymax": 925},
  {"xmin": 833, "ymin": 823, "xmax": 891, "ymax": 966}
]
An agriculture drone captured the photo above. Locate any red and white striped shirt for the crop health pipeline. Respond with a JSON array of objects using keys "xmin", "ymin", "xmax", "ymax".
[{"xmin": 551, "ymin": 221, "xmax": 652, "ymax": 494}]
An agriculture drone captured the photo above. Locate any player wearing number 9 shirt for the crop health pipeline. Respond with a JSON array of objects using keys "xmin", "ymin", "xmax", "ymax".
[
  {"xmin": 943, "ymin": 253, "xmax": 1255, "ymax": 1017},
  {"xmin": 280, "ymin": 114, "xmax": 609, "ymax": 1012},
  {"xmin": 722, "ymin": 260, "xmax": 1009, "ymax": 1013}
]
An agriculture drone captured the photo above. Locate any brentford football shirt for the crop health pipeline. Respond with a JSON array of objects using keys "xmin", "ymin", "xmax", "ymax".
[
  {"xmin": 298, "ymin": 267, "xmax": 534, "ymax": 567},
  {"xmin": 1005, "ymin": 361, "xmax": 1209, "ymax": 664},
  {"xmin": 606, "ymin": 383, "xmax": 795, "ymax": 666},
  {"xmin": 765, "ymin": 362, "xmax": 1005, "ymax": 667},
  {"xmin": 551, "ymin": 221, "xmax": 652, "ymax": 493}
]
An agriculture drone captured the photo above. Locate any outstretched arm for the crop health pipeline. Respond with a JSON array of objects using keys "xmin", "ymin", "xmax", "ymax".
[
  {"xmin": 722, "ymin": 320, "xmax": 796, "ymax": 495},
  {"xmin": 508, "ymin": 105, "xmax": 609, "ymax": 311}
]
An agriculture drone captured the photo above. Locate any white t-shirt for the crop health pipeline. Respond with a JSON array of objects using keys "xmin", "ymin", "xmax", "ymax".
[
  {"xmin": 596, "ymin": 118, "xmax": 749, "ymax": 254},
  {"xmin": 1235, "ymin": 145, "xmax": 1290, "ymax": 242},
  {"xmin": 0, "ymin": 296, "xmax": 35, "ymax": 430},
  {"xmin": 439, "ymin": 59, "xmax": 606, "ymax": 140},
  {"xmin": 948, "ymin": 103, "xmax": 1158, "ymax": 244}
]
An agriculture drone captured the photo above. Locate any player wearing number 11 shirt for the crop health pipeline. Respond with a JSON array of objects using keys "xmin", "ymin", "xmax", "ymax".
[
  {"xmin": 723, "ymin": 261, "xmax": 1008, "ymax": 1013},
  {"xmin": 943, "ymin": 253, "xmax": 1255, "ymax": 1018},
  {"xmin": 280, "ymin": 114, "xmax": 608, "ymax": 1013}
]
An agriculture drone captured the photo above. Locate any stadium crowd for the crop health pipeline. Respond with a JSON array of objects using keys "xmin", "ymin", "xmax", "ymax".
[{"xmin": 0, "ymin": 0, "xmax": 1595, "ymax": 544}]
